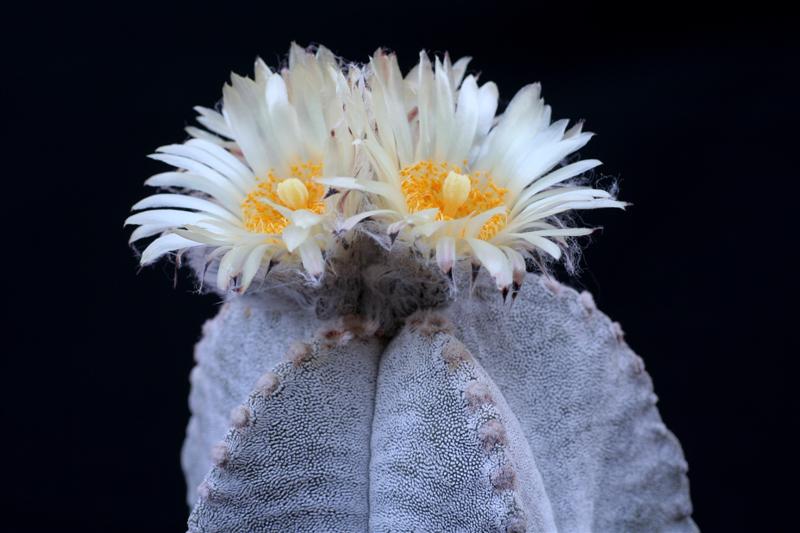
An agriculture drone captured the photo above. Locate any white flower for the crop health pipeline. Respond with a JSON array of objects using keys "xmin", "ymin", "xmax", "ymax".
[
  {"xmin": 126, "ymin": 44, "xmax": 359, "ymax": 292},
  {"xmin": 321, "ymin": 50, "xmax": 626, "ymax": 295}
]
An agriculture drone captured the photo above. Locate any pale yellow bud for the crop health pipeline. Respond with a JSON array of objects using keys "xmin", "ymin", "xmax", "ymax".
[
  {"xmin": 442, "ymin": 171, "xmax": 471, "ymax": 216},
  {"xmin": 276, "ymin": 178, "xmax": 309, "ymax": 210}
]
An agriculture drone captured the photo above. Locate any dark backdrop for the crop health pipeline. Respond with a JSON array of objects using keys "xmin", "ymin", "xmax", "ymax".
[{"xmin": 8, "ymin": 2, "xmax": 797, "ymax": 532}]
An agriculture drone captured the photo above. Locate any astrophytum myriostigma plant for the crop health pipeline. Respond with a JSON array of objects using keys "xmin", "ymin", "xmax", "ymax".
[{"xmin": 127, "ymin": 43, "xmax": 697, "ymax": 532}]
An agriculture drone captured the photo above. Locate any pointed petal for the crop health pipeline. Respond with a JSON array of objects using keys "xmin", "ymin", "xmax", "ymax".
[
  {"xmin": 298, "ymin": 240, "xmax": 325, "ymax": 278},
  {"xmin": 131, "ymin": 194, "xmax": 240, "ymax": 224},
  {"xmin": 435, "ymin": 236, "xmax": 456, "ymax": 274},
  {"xmin": 140, "ymin": 234, "xmax": 203, "ymax": 265},
  {"xmin": 466, "ymin": 239, "xmax": 512, "ymax": 289},
  {"xmin": 507, "ymin": 233, "xmax": 563, "ymax": 260},
  {"xmin": 216, "ymin": 246, "xmax": 253, "ymax": 291},
  {"xmin": 239, "ymin": 244, "xmax": 272, "ymax": 291},
  {"xmin": 339, "ymin": 210, "xmax": 396, "ymax": 232},
  {"xmin": 282, "ymin": 225, "xmax": 310, "ymax": 252}
]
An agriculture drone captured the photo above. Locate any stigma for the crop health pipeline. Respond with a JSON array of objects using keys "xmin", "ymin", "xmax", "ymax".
[
  {"xmin": 241, "ymin": 161, "xmax": 325, "ymax": 234},
  {"xmin": 277, "ymin": 178, "xmax": 310, "ymax": 210},
  {"xmin": 442, "ymin": 171, "xmax": 471, "ymax": 216}
]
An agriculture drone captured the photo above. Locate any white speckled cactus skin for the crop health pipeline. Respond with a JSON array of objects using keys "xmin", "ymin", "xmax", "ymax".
[{"xmin": 183, "ymin": 240, "xmax": 697, "ymax": 533}]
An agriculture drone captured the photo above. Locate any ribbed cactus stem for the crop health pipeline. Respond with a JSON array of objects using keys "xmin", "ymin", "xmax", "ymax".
[{"xmin": 182, "ymin": 245, "xmax": 696, "ymax": 532}]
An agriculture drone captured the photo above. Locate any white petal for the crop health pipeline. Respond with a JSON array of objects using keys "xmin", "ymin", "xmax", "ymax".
[
  {"xmin": 140, "ymin": 234, "xmax": 203, "ymax": 265},
  {"xmin": 185, "ymin": 139, "xmax": 256, "ymax": 191},
  {"xmin": 414, "ymin": 220, "xmax": 446, "ymax": 237},
  {"xmin": 315, "ymin": 176, "xmax": 379, "ymax": 193},
  {"xmin": 298, "ymin": 240, "xmax": 325, "ymax": 277},
  {"xmin": 449, "ymin": 75, "xmax": 480, "ymax": 161},
  {"xmin": 511, "ymin": 159, "xmax": 603, "ymax": 215},
  {"xmin": 435, "ymin": 236, "xmax": 456, "ymax": 274},
  {"xmin": 239, "ymin": 244, "xmax": 272, "ymax": 291},
  {"xmin": 432, "ymin": 56, "xmax": 456, "ymax": 161},
  {"xmin": 448, "ymin": 55, "xmax": 472, "ymax": 88},
  {"xmin": 255, "ymin": 196, "xmax": 294, "ymax": 221},
  {"xmin": 216, "ymin": 246, "xmax": 253, "ymax": 291},
  {"xmin": 193, "ymin": 106, "xmax": 232, "ymax": 139},
  {"xmin": 408, "ymin": 208, "xmax": 440, "ymax": 222},
  {"xmin": 476, "ymin": 81, "xmax": 499, "ymax": 136},
  {"xmin": 518, "ymin": 188, "xmax": 611, "ymax": 216},
  {"xmin": 264, "ymin": 74, "xmax": 302, "ymax": 160},
  {"xmin": 184, "ymin": 217, "xmax": 253, "ymax": 238},
  {"xmin": 318, "ymin": 176, "xmax": 398, "ymax": 199},
  {"xmin": 317, "ymin": 176, "xmax": 406, "ymax": 213},
  {"xmin": 185, "ymin": 126, "xmax": 228, "ymax": 146},
  {"xmin": 289, "ymin": 209, "xmax": 323, "ymax": 229},
  {"xmin": 171, "ymin": 227, "xmax": 230, "ymax": 246},
  {"xmin": 156, "ymin": 141, "xmax": 253, "ymax": 193},
  {"xmin": 339, "ymin": 209, "xmax": 396, "ymax": 232},
  {"xmin": 506, "ymin": 233, "xmax": 563, "ymax": 260},
  {"xmin": 506, "ymin": 132, "xmax": 595, "ymax": 198},
  {"xmin": 254, "ymin": 57, "xmax": 272, "ymax": 84},
  {"xmin": 131, "ymin": 194, "xmax": 240, "ymax": 224},
  {"xmin": 369, "ymin": 52, "xmax": 413, "ymax": 166},
  {"xmin": 476, "ymin": 84, "xmax": 544, "ymax": 172},
  {"xmin": 414, "ymin": 52, "xmax": 435, "ymax": 160},
  {"xmin": 466, "ymin": 238, "xmax": 512, "ymax": 289},
  {"xmin": 128, "ymin": 224, "xmax": 163, "ymax": 244},
  {"xmin": 222, "ymin": 80, "xmax": 272, "ymax": 177},
  {"xmin": 148, "ymin": 153, "xmax": 234, "ymax": 191},
  {"xmin": 282, "ymin": 225, "xmax": 310, "ymax": 252},
  {"xmin": 500, "ymin": 245, "xmax": 527, "ymax": 290},
  {"xmin": 518, "ymin": 198, "xmax": 627, "ymax": 224},
  {"xmin": 266, "ymin": 73, "xmax": 289, "ymax": 109},
  {"xmin": 125, "ymin": 209, "xmax": 211, "ymax": 228},
  {"xmin": 496, "ymin": 117, "xmax": 569, "ymax": 185},
  {"xmin": 144, "ymin": 171, "xmax": 243, "ymax": 214}
]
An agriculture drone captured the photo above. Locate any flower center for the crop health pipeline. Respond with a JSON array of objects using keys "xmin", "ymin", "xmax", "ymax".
[
  {"xmin": 241, "ymin": 161, "xmax": 326, "ymax": 234},
  {"xmin": 399, "ymin": 160, "xmax": 508, "ymax": 239}
]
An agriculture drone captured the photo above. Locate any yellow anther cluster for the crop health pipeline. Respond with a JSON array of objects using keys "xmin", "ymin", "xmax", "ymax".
[
  {"xmin": 399, "ymin": 160, "xmax": 508, "ymax": 240},
  {"xmin": 241, "ymin": 161, "xmax": 326, "ymax": 234}
]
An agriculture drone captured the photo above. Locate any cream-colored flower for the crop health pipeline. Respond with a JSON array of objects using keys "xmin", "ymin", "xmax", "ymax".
[
  {"xmin": 321, "ymin": 50, "xmax": 626, "ymax": 295},
  {"xmin": 126, "ymin": 44, "xmax": 359, "ymax": 291}
]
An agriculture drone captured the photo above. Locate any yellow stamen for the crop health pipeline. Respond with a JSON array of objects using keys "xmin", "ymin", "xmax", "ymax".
[
  {"xmin": 276, "ymin": 178, "xmax": 309, "ymax": 210},
  {"xmin": 442, "ymin": 171, "xmax": 471, "ymax": 216},
  {"xmin": 399, "ymin": 160, "xmax": 508, "ymax": 240},
  {"xmin": 241, "ymin": 161, "xmax": 325, "ymax": 235}
]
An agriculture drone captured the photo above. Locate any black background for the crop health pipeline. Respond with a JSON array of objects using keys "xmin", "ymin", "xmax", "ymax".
[{"xmin": 8, "ymin": 2, "xmax": 797, "ymax": 531}]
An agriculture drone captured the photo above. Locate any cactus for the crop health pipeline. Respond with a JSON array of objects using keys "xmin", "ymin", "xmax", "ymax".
[
  {"xmin": 124, "ymin": 44, "xmax": 697, "ymax": 531},
  {"xmin": 182, "ymin": 239, "xmax": 697, "ymax": 532}
]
